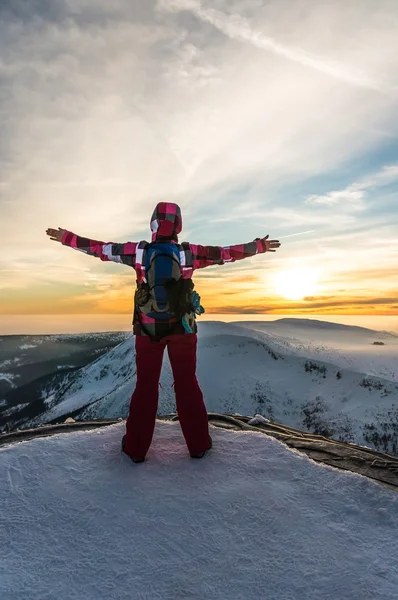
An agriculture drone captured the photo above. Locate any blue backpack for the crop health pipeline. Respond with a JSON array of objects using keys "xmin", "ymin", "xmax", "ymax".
[
  {"xmin": 134, "ymin": 241, "xmax": 205, "ymax": 332},
  {"xmin": 145, "ymin": 242, "xmax": 182, "ymax": 319}
]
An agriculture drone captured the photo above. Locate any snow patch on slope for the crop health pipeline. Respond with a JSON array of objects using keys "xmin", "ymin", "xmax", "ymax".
[{"xmin": 0, "ymin": 373, "xmax": 20, "ymax": 388}]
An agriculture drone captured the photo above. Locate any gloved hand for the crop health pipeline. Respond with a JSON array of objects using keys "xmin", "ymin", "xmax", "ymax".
[{"xmin": 255, "ymin": 235, "xmax": 281, "ymax": 252}]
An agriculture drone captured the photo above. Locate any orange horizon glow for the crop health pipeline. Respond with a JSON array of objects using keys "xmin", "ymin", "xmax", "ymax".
[
  {"xmin": 2, "ymin": 261, "xmax": 398, "ymax": 316},
  {"xmin": 2, "ymin": 292, "xmax": 397, "ymax": 316},
  {"xmin": 2, "ymin": 261, "xmax": 398, "ymax": 317}
]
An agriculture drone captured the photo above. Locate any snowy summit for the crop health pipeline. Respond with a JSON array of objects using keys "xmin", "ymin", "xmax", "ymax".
[{"xmin": 1, "ymin": 421, "xmax": 397, "ymax": 600}]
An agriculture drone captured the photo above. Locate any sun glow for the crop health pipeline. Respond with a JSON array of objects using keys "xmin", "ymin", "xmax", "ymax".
[{"xmin": 273, "ymin": 268, "xmax": 319, "ymax": 301}]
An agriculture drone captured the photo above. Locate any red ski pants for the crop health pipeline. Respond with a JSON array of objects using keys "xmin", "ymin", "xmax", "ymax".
[{"xmin": 124, "ymin": 334, "xmax": 209, "ymax": 459}]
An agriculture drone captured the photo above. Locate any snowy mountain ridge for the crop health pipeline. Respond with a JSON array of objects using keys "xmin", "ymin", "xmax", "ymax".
[{"xmin": 2, "ymin": 320, "xmax": 395, "ymax": 455}]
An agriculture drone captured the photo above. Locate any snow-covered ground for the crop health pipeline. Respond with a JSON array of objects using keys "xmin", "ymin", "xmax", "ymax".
[{"xmin": 1, "ymin": 422, "xmax": 397, "ymax": 600}]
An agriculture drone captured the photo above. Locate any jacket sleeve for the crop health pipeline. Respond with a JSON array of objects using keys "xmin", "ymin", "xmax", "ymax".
[
  {"xmin": 188, "ymin": 238, "xmax": 268, "ymax": 271},
  {"xmin": 61, "ymin": 231, "xmax": 138, "ymax": 269}
]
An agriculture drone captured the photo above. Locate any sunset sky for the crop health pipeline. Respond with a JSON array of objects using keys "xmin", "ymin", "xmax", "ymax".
[{"xmin": 1, "ymin": 0, "xmax": 398, "ymax": 332}]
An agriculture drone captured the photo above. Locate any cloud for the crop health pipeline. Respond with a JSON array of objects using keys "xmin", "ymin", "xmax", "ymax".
[
  {"xmin": 279, "ymin": 230, "xmax": 316, "ymax": 239},
  {"xmin": 306, "ymin": 187, "xmax": 366, "ymax": 207},
  {"xmin": 157, "ymin": 0, "xmax": 387, "ymax": 91},
  {"xmin": 206, "ymin": 294, "xmax": 398, "ymax": 315},
  {"xmin": 306, "ymin": 163, "xmax": 398, "ymax": 206}
]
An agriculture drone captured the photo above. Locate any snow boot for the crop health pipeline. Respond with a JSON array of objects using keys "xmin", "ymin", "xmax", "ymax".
[
  {"xmin": 121, "ymin": 436, "xmax": 145, "ymax": 464},
  {"xmin": 190, "ymin": 435, "xmax": 212, "ymax": 459}
]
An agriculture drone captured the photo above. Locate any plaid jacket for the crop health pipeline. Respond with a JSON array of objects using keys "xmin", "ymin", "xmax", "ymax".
[{"xmin": 61, "ymin": 202, "xmax": 270, "ymax": 337}]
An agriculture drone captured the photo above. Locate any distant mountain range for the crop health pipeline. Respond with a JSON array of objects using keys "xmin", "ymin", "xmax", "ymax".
[
  {"xmin": 0, "ymin": 332, "xmax": 130, "ymax": 425},
  {"xmin": 1, "ymin": 320, "xmax": 398, "ymax": 455}
]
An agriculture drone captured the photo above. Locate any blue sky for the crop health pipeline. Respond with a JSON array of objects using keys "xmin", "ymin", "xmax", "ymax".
[{"xmin": 0, "ymin": 0, "xmax": 397, "ymax": 320}]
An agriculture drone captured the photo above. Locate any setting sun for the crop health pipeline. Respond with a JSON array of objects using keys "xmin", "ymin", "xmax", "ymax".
[{"xmin": 273, "ymin": 269, "xmax": 319, "ymax": 301}]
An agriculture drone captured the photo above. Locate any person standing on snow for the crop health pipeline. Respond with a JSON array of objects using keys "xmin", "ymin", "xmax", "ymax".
[{"xmin": 46, "ymin": 202, "xmax": 281, "ymax": 463}]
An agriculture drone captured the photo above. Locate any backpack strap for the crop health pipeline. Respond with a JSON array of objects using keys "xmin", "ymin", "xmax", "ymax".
[
  {"xmin": 135, "ymin": 241, "xmax": 150, "ymax": 284},
  {"xmin": 180, "ymin": 242, "xmax": 193, "ymax": 278}
]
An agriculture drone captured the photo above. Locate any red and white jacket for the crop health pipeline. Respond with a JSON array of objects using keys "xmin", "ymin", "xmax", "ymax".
[{"xmin": 62, "ymin": 202, "xmax": 270, "ymax": 336}]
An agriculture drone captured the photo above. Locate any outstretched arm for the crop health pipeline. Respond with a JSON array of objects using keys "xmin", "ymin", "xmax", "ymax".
[
  {"xmin": 189, "ymin": 235, "xmax": 281, "ymax": 270},
  {"xmin": 46, "ymin": 227, "xmax": 138, "ymax": 268}
]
